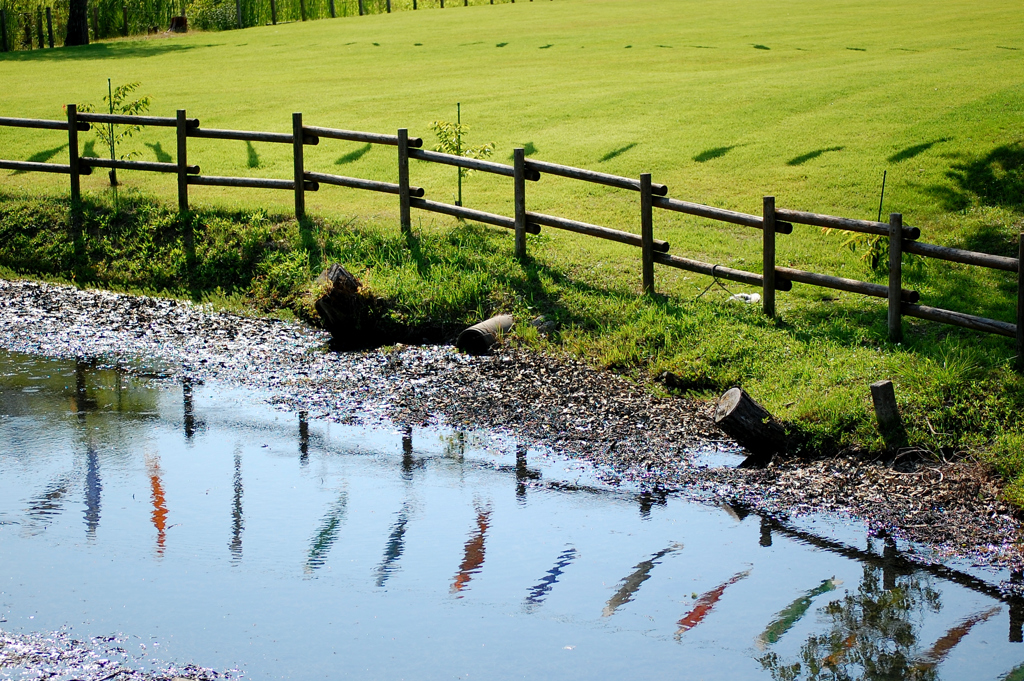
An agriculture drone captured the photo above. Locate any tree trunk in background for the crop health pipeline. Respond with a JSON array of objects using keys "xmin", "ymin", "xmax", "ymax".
[{"xmin": 65, "ymin": 0, "xmax": 90, "ymax": 45}]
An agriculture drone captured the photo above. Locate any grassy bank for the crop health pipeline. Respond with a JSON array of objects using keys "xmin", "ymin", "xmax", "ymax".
[
  {"xmin": 1, "ymin": 0, "xmax": 1023, "ymax": 500},
  {"xmin": 3, "ymin": 191, "xmax": 1024, "ymax": 501}
]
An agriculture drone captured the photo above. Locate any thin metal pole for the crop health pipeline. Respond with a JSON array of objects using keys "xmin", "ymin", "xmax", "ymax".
[
  {"xmin": 888, "ymin": 213, "xmax": 903, "ymax": 343},
  {"xmin": 456, "ymin": 102, "xmax": 462, "ymax": 207},
  {"xmin": 762, "ymin": 196, "xmax": 776, "ymax": 317},
  {"xmin": 641, "ymin": 173, "xmax": 654, "ymax": 295},
  {"xmin": 292, "ymin": 113, "xmax": 305, "ymax": 222},
  {"xmin": 398, "ymin": 128, "xmax": 411, "ymax": 234},
  {"xmin": 514, "ymin": 148, "xmax": 526, "ymax": 259},
  {"xmin": 176, "ymin": 109, "xmax": 189, "ymax": 213}
]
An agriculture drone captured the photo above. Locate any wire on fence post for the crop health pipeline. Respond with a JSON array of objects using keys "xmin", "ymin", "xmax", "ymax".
[
  {"xmin": 292, "ymin": 112, "xmax": 305, "ymax": 222},
  {"xmin": 641, "ymin": 173, "xmax": 654, "ymax": 295},
  {"xmin": 888, "ymin": 213, "xmax": 903, "ymax": 343},
  {"xmin": 514, "ymin": 148, "xmax": 527, "ymax": 259},
  {"xmin": 176, "ymin": 109, "xmax": 189, "ymax": 214},
  {"xmin": 67, "ymin": 104, "xmax": 81, "ymax": 209},
  {"xmin": 1017, "ymin": 232, "xmax": 1023, "ymax": 372},
  {"xmin": 45, "ymin": 8, "xmax": 53, "ymax": 48},
  {"xmin": 398, "ymin": 128, "xmax": 411, "ymax": 235},
  {"xmin": 762, "ymin": 196, "xmax": 776, "ymax": 317}
]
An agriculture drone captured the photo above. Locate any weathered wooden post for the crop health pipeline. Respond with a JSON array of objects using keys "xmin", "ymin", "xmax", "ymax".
[
  {"xmin": 36, "ymin": 8, "xmax": 44, "ymax": 48},
  {"xmin": 235, "ymin": 0, "xmax": 242, "ymax": 29},
  {"xmin": 292, "ymin": 112, "xmax": 305, "ymax": 221},
  {"xmin": 386, "ymin": 0, "xmax": 391, "ymax": 11},
  {"xmin": 641, "ymin": 173, "xmax": 654, "ymax": 295},
  {"xmin": 762, "ymin": 196, "xmax": 776, "ymax": 317},
  {"xmin": 45, "ymin": 7, "xmax": 54, "ymax": 47},
  {"xmin": 514, "ymin": 148, "xmax": 527, "ymax": 259},
  {"xmin": 358, "ymin": 0, "xmax": 364, "ymax": 15},
  {"xmin": 440, "ymin": 0, "xmax": 444, "ymax": 7},
  {"xmin": 176, "ymin": 109, "xmax": 189, "ymax": 213},
  {"xmin": 398, "ymin": 128, "xmax": 411, "ymax": 234},
  {"xmin": 870, "ymin": 379, "xmax": 906, "ymax": 449},
  {"xmin": 329, "ymin": 0, "xmax": 335, "ymax": 16},
  {"xmin": 888, "ymin": 213, "xmax": 903, "ymax": 342},
  {"xmin": 270, "ymin": 0, "xmax": 277, "ymax": 24},
  {"xmin": 121, "ymin": 3, "xmax": 128, "ymax": 36},
  {"xmin": 299, "ymin": 0, "xmax": 306, "ymax": 20},
  {"xmin": 0, "ymin": 9, "xmax": 7, "ymax": 52},
  {"xmin": 1017, "ymin": 232, "xmax": 1023, "ymax": 372},
  {"xmin": 67, "ymin": 104, "xmax": 81, "ymax": 206},
  {"xmin": 91, "ymin": 2, "xmax": 99, "ymax": 39}
]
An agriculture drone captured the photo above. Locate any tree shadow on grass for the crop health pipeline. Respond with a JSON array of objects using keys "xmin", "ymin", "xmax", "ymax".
[
  {"xmin": 787, "ymin": 146, "xmax": 844, "ymax": 166},
  {"xmin": 600, "ymin": 143, "xmax": 637, "ymax": 163},
  {"xmin": 693, "ymin": 145, "xmax": 738, "ymax": 163},
  {"xmin": 13, "ymin": 144, "xmax": 67, "ymax": 174},
  {"xmin": 887, "ymin": 138, "xmax": 951, "ymax": 164},
  {"xmin": 926, "ymin": 142, "xmax": 1024, "ymax": 212},
  {"xmin": 145, "ymin": 142, "xmax": 172, "ymax": 164},
  {"xmin": 336, "ymin": 143, "xmax": 372, "ymax": 165},
  {"xmin": 507, "ymin": 142, "xmax": 538, "ymax": 161},
  {"xmin": 0, "ymin": 40, "xmax": 202, "ymax": 62},
  {"xmin": 246, "ymin": 141, "xmax": 260, "ymax": 169}
]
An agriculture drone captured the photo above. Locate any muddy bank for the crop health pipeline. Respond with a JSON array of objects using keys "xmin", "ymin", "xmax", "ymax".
[{"xmin": 0, "ymin": 277, "xmax": 1021, "ymax": 572}]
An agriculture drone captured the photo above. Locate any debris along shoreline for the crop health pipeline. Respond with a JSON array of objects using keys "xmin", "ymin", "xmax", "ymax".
[{"xmin": 0, "ymin": 277, "xmax": 1021, "ymax": 572}]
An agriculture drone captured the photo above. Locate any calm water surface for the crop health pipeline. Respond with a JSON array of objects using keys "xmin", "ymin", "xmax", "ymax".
[{"xmin": 1, "ymin": 351, "xmax": 1023, "ymax": 680}]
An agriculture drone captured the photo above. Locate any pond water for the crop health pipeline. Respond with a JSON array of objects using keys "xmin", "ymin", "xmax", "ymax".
[{"xmin": 1, "ymin": 350, "xmax": 1023, "ymax": 681}]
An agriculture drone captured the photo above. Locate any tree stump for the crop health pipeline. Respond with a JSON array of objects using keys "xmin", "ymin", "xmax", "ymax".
[
  {"xmin": 714, "ymin": 387, "xmax": 787, "ymax": 461},
  {"xmin": 314, "ymin": 263, "xmax": 375, "ymax": 348},
  {"xmin": 169, "ymin": 15, "xmax": 187, "ymax": 32}
]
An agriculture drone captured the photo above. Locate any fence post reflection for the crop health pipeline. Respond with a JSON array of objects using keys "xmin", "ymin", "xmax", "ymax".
[
  {"xmin": 299, "ymin": 411, "xmax": 309, "ymax": 466},
  {"xmin": 84, "ymin": 447, "xmax": 101, "ymax": 539},
  {"xmin": 759, "ymin": 516, "xmax": 773, "ymax": 547},
  {"xmin": 229, "ymin": 447, "xmax": 243, "ymax": 564},
  {"xmin": 182, "ymin": 376, "xmax": 196, "ymax": 440},
  {"xmin": 401, "ymin": 426, "xmax": 414, "ymax": 479},
  {"xmin": 1010, "ymin": 571, "xmax": 1023, "ymax": 643}
]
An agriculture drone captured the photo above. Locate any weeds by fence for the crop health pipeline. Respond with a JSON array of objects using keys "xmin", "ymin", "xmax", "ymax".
[{"xmin": 1, "ymin": 106, "xmax": 1021, "ymax": 368}]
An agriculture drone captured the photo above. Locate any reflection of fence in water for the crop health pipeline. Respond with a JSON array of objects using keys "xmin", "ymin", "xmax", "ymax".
[{"xmin": 2, "ymin": 108, "xmax": 1022, "ymax": 365}]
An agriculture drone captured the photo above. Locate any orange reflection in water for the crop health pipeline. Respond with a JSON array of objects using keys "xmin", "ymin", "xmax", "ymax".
[
  {"xmin": 145, "ymin": 455, "xmax": 168, "ymax": 556},
  {"xmin": 451, "ymin": 503, "xmax": 492, "ymax": 596}
]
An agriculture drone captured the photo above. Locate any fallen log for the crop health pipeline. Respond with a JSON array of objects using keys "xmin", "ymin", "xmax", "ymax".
[
  {"xmin": 714, "ymin": 387, "xmax": 787, "ymax": 462},
  {"xmin": 456, "ymin": 314, "xmax": 514, "ymax": 355}
]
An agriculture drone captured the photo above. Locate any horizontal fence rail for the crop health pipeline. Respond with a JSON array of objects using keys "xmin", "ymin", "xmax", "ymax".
[{"xmin": 1, "ymin": 107, "xmax": 1021, "ymax": 368}]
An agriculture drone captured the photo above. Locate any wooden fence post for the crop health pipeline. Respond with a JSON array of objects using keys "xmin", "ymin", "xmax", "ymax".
[
  {"xmin": 176, "ymin": 109, "xmax": 189, "ymax": 213},
  {"xmin": 329, "ymin": 0, "xmax": 335, "ymax": 16},
  {"xmin": 67, "ymin": 104, "xmax": 81, "ymax": 206},
  {"xmin": 762, "ymin": 196, "xmax": 776, "ymax": 317},
  {"xmin": 1017, "ymin": 232, "xmax": 1023, "ymax": 371},
  {"xmin": 0, "ymin": 9, "xmax": 7, "ymax": 52},
  {"xmin": 292, "ymin": 112, "xmax": 305, "ymax": 222},
  {"xmin": 45, "ymin": 7, "xmax": 54, "ymax": 48},
  {"xmin": 121, "ymin": 3, "xmax": 128, "ymax": 36},
  {"xmin": 270, "ymin": 0, "xmax": 277, "ymax": 24},
  {"xmin": 641, "ymin": 172, "xmax": 654, "ymax": 295},
  {"xmin": 358, "ymin": 0, "xmax": 364, "ymax": 15},
  {"xmin": 299, "ymin": 0, "xmax": 307, "ymax": 20},
  {"xmin": 235, "ymin": 0, "xmax": 242, "ymax": 29},
  {"xmin": 514, "ymin": 147, "xmax": 526, "ymax": 259},
  {"xmin": 386, "ymin": 0, "xmax": 391, "ymax": 11},
  {"xmin": 888, "ymin": 213, "xmax": 903, "ymax": 342},
  {"xmin": 413, "ymin": 0, "xmax": 417, "ymax": 8},
  {"xmin": 36, "ymin": 8, "xmax": 44, "ymax": 48},
  {"xmin": 91, "ymin": 2, "xmax": 99, "ymax": 40},
  {"xmin": 398, "ymin": 128, "xmax": 411, "ymax": 234}
]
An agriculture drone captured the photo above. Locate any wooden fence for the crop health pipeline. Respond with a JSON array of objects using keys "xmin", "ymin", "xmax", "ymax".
[{"xmin": 1, "ymin": 107, "xmax": 1022, "ymax": 367}]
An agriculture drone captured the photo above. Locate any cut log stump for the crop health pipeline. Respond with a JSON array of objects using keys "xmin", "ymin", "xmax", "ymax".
[
  {"xmin": 870, "ymin": 379, "xmax": 907, "ymax": 450},
  {"xmin": 714, "ymin": 387, "xmax": 787, "ymax": 461},
  {"xmin": 456, "ymin": 314, "xmax": 514, "ymax": 355},
  {"xmin": 313, "ymin": 263, "xmax": 378, "ymax": 348}
]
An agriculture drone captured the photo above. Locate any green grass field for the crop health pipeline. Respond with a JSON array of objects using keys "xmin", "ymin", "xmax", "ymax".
[{"xmin": 2, "ymin": 0, "xmax": 1024, "ymax": 493}]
